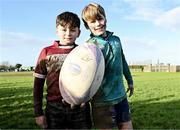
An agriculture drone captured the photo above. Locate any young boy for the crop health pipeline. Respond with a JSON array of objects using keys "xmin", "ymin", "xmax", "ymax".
[
  {"xmin": 33, "ymin": 11, "xmax": 92, "ymax": 129},
  {"xmin": 82, "ymin": 3, "xmax": 134, "ymax": 129}
]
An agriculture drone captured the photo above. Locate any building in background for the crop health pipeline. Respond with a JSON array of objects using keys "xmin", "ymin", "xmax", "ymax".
[{"xmin": 143, "ymin": 64, "xmax": 180, "ymax": 72}]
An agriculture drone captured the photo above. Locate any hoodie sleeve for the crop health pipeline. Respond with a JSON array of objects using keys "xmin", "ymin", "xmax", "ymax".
[{"xmin": 121, "ymin": 48, "xmax": 133, "ymax": 85}]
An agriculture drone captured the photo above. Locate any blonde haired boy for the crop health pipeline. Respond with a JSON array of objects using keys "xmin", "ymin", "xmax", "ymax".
[{"xmin": 82, "ymin": 3, "xmax": 134, "ymax": 129}]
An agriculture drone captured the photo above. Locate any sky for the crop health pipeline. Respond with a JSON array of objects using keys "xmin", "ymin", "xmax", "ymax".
[{"xmin": 0, "ymin": 0, "xmax": 180, "ymax": 66}]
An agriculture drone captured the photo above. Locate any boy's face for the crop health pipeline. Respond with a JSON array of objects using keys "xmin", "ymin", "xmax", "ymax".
[
  {"xmin": 56, "ymin": 25, "xmax": 80, "ymax": 45},
  {"xmin": 86, "ymin": 17, "xmax": 106, "ymax": 37}
]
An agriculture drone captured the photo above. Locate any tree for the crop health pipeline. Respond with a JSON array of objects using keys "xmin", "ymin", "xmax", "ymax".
[
  {"xmin": 0, "ymin": 65, "xmax": 8, "ymax": 71},
  {"xmin": 15, "ymin": 63, "xmax": 22, "ymax": 71},
  {"xmin": 0, "ymin": 61, "xmax": 10, "ymax": 71}
]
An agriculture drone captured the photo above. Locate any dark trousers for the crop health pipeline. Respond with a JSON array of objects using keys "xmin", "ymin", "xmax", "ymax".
[{"xmin": 45, "ymin": 101, "xmax": 92, "ymax": 129}]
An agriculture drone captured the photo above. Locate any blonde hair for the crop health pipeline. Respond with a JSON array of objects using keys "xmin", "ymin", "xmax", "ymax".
[{"xmin": 82, "ymin": 3, "xmax": 106, "ymax": 29}]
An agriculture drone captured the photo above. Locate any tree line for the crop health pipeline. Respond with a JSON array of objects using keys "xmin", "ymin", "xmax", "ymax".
[{"xmin": 0, "ymin": 62, "xmax": 34, "ymax": 72}]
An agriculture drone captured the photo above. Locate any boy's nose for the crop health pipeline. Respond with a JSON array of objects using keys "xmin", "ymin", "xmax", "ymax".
[{"xmin": 95, "ymin": 20, "xmax": 100, "ymax": 26}]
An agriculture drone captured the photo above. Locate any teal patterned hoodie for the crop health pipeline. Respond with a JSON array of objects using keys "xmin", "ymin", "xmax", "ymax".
[{"xmin": 87, "ymin": 31, "xmax": 133, "ymax": 107}]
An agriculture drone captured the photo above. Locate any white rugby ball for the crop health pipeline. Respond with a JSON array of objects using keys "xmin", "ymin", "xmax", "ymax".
[{"xmin": 59, "ymin": 43, "xmax": 105, "ymax": 105}]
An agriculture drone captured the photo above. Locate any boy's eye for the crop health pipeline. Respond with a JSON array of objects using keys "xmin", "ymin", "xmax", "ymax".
[
  {"xmin": 89, "ymin": 20, "xmax": 95, "ymax": 23},
  {"xmin": 60, "ymin": 29, "xmax": 66, "ymax": 31},
  {"xmin": 71, "ymin": 29, "xmax": 76, "ymax": 31},
  {"xmin": 97, "ymin": 17, "xmax": 103, "ymax": 20}
]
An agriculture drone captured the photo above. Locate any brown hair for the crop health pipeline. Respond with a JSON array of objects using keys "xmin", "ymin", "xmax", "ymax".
[
  {"xmin": 82, "ymin": 3, "xmax": 106, "ymax": 29},
  {"xmin": 56, "ymin": 11, "xmax": 80, "ymax": 28}
]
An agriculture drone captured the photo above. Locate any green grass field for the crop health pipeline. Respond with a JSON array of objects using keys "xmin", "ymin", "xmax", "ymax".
[{"xmin": 0, "ymin": 72, "xmax": 180, "ymax": 129}]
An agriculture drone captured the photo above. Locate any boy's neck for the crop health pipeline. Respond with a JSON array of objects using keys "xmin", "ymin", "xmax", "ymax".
[
  {"xmin": 59, "ymin": 42, "xmax": 75, "ymax": 46},
  {"xmin": 57, "ymin": 41, "xmax": 75, "ymax": 48},
  {"xmin": 91, "ymin": 31, "xmax": 108, "ymax": 39},
  {"xmin": 100, "ymin": 32, "xmax": 107, "ymax": 38},
  {"xmin": 90, "ymin": 31, "xmax": 113, "ymax": 41},
  {"xmin": 58, "ymin": 44, "xmax": 75, "ymax": 49},
  {"xmin": 91, "ymin": 31, "xmax": 107, "ymax": 38}
]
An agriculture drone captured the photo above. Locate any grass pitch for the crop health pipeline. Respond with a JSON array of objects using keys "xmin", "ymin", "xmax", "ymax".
[{"xmin": 0, "ymin": 71, "xmax": 180, "ymax": 129}]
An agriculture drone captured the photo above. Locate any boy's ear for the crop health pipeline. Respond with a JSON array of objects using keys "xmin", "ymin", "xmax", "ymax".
[
  {"xmin": 55, "ymin": 28, "xmax": 58, "ymax": 35},
  {"xmin": 77, "ymin": 29, "xmax": 81, "ymax": 37}
]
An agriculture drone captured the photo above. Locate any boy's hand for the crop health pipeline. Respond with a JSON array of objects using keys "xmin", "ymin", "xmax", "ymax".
[
  {"xmin": 35, "ymin": 115, "xmax": 47, "ymax": 129},
  {"xmin": 80, "ymin": 102, "xmax": 85, "ymax": 108},
  {"xmin": 70, "ymin": 103, "xmax": 85, "ymax": 109},
  {"xmin": 126, "ymin": 84, "xmax": 134, "ymax": 97},
  {"xmin": 62, "ymin": 98, "xmax": 86, "ymax": 109}
]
